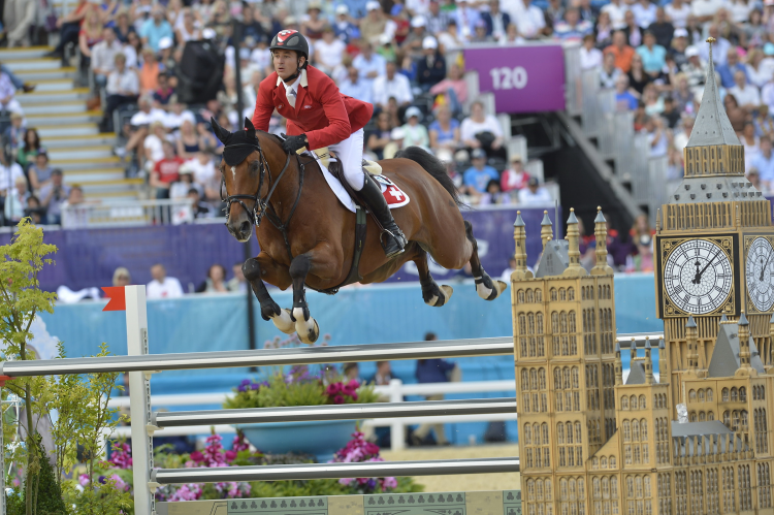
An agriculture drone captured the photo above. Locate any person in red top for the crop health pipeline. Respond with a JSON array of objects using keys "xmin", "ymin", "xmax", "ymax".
[
  {"xmin": 151, "ymin": 141, "xmax": 184, "ymax": 199},
  {"xmin": 500, "ymin": 154, "xmax": 531, "ymax": 194},
  {"xmin": 251, "ymin": 29, "xmax": 407, "ymax": 258}
]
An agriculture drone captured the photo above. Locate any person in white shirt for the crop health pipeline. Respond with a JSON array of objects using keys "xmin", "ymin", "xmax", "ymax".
[
  {"xmin": 340, "ymin": 66, "xmax": 373, "ymax": 104},
  {"xmin": 314, "ymin": 27, "xmax": 347, "ymax": 76},
  {"xmin": 352, "ymin": 42, "xmax": 387, "ymax": 91},
  {"xmin": 601, "ymin": 0, "xmax": 629, "ymax": 30},
  {"xmin": 518, "ymin": 177, "xmax": 553, "ymax": 205},
  {"xmin": 698, "ymin": 26, "xmax": 730, "ymax": 66},
  {"xmin": 91, "ymin": 27, "xmax": 124, "ymax": 89},
  {"xmin": 146, "ymin": 263, "xmax": 184, "ymax": 299},
  {"xmin": 372, "ymin": 61, "xmax": 413, "ymax": 109},
  {"xmin": 580, "ymin": 34, "xmax": 603, "ymax": 70},
  {"xmin": 143, "ymin": 121, "xmax": 172, "ymax": 167},
  {"xmin": 512, "ymin": 0, "xmax": 548, "ymax": 38},
  {"xmin": 0, "ymin": 151, "xmax": 24, "ymax": 220},
  {"xmin": 102, "ymin": 53, "xmax": 140, "ymax": 132},
  {"xmin": 691, "ymin": 0, "xmax": 729, "ymax": 25},
  {"xmin": 665, "ymin": 0, "xmax": 691, "ymax": 28},
  {"xmin": 729, "ymin": 69, "xmax": 761, "ymax": 111}
]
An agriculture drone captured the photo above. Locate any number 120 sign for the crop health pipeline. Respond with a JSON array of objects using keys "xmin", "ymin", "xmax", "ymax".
[{"xmin": 490, "ymin": 66, "xmax": 528, "ymax": 90}]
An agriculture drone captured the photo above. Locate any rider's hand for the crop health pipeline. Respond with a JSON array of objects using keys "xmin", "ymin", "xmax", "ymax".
[{"xmin": 282, "ymin": 134, "xmax": 308, "ymax": 154}]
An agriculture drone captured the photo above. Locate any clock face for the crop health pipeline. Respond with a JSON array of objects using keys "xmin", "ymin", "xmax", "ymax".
[
  {"xmin": 746, "ymin": 237, "xmax": 774, "ymax": 312},
  {"xmin": 664, "ymin": 239, "xmax": 733, "ymax": 315}
]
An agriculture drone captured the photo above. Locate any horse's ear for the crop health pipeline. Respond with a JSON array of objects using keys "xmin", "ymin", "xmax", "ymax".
[
  {"xmin": 244, "ymin": 117, "xmax": 256, "ymax": 138},
  {"xmin": 210, "ymin": 116, "xmax": 230, "ymax": 143}
]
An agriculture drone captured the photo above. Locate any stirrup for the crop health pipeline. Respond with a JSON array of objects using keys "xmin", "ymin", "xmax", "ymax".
[{"xmin": 380, "ymin": 228, "xmax": 407, "ymax": 259}]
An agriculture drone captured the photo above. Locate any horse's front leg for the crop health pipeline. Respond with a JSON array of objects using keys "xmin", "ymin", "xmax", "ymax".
[
  {"xmin": 288, "ymin": 252, "xmax": 323, "ymax": 344},
  {"xmin": 243, "ymin": 253, "xmax": 295, "ymax": 334}
]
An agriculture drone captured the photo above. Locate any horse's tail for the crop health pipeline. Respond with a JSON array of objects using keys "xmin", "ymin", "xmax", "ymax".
[{"xmin": 395, "ymin": 146, "xmax": 462, "ymax": 206}]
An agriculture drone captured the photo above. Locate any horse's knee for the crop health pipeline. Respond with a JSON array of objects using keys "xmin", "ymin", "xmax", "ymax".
[
  {"xmin": 242, "ymin": 258, "xmax": 261, "ymax": 281},
  {"xmin": 289, "ymin": 253, "xmax": 312, "ymax": 280}
]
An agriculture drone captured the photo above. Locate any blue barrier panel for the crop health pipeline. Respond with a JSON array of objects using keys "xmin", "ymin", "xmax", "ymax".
[{"xmin": 0, "ymin": 207, "xmax": 560, "ymax": 293}]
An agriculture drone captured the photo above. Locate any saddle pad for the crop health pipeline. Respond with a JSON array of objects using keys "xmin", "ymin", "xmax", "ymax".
[{"xmin": 308, "ymin": 153, "xmax": 410, "ymax": 213}]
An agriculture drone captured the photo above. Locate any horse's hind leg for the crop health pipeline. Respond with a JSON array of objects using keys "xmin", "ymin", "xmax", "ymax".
[
  {"xmin": 465, "ymin": 220, "xmax": 508, "ymax": 301},
  {"xmin": 243, "ymin": 254, "xmax": 295, "ymax": 334},
  {"xmin": 413, "ymin": 243, "xmax": 453, "ymax": 307}
]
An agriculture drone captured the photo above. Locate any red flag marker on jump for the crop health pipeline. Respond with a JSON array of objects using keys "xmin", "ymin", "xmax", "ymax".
[{"xmin": 101, "ymin": 287, "xmax": 127, "ymax": 311}]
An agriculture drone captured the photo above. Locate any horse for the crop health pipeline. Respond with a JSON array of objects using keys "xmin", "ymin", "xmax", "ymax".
[{"xmin": 212, "ymin": 118, "xmax": 507, "ymax": 344}]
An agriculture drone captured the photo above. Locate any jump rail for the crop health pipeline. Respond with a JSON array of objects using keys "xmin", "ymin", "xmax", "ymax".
[{"xmin": 0, "ymin": 286, "xmax": 664, "ymax": 515}]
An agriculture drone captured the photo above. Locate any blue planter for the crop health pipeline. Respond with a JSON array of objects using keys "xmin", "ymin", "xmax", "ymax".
[{"xmin": 235, "ymin": 420, "xmax": 358, "ymax": 462}]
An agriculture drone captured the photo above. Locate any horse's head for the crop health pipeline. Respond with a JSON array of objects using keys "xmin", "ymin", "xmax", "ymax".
[{"xmin": 212, "ymin": 117, "xmax": 264, "ymax": 242}]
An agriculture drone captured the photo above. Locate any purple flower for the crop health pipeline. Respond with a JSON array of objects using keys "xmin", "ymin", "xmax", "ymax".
[
  {"xmin": 237, "ymin": 385, "xmax": 248, "ymax": 392},
  {"xmin": 190, "ymin": 451, "xmax": 204, "ymax": 463},
  {"xmin": 225, "ymin": 450, "xmax": 237, "ymax": 462},
  {"xmin": 383, "ymin": 476, "xmax": 398, "ymax": 489},
  {"xmin": 333, "ymin": 394, "xmax": 345, "ymax": 404},
  {"xmin": 367, "ymin": 478, "xmax": 377, "ymax": 490},
  {"xmin": 250, "ymin": 382, "xmax": 261, "ymax": 390},
  {"xmin": 98, "ymin": 475, "xmax": 106, "ymax": 484},
  {"xmin": 326, "ymin": 383, "xmax": 342, "ymax": 395}
]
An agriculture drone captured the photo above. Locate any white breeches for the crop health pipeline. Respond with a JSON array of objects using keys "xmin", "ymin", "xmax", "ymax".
[{"xmin": 328, "ymin": 128, "xmax": 365, "ymax": 191}]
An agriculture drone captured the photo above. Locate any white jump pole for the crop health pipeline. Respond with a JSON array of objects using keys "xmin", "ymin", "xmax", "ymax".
[{"xmin": 124, "ymin": 286, "xmax": 156, "ymax": 515}]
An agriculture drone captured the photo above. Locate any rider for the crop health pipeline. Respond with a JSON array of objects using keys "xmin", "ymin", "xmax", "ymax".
[{"xmin": 251, "ymin": 29, "xmax": 407, "ymax": 259}]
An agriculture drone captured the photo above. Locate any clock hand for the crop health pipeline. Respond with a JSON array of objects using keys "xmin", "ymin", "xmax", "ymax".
[
  {"xmin": 761, "ymin": 249, "xmax": 773, "ymax": 282},
  {"xmin": 697, "ymin": 249, "xmax": 721, "ymax": 282},
  {"xmin": 692, "ymin": 260, "xmax": 702, "ymax": 285}
]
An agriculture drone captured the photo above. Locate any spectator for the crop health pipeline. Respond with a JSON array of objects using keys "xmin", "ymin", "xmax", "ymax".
[
  {"xmin": 187, "ymin": 149, "xmax": 218, "ymax": 187},
  {"xmin": 366, "ymin": 112, "xmax": 394, "ymax": 160},
  {"xmin": 187, "ymin": 187, "xmax": 215, "ymax": 219},
  {"xmin": 665, "ymin": 0, "xmax": 691, "ymax": 28},
  {"xmin": 151, "ymin": 141, "xmax": 183, "ymax": 199},
  {"xmin": 169, "ymin": 164, "xmax": 201, "ymax": 200},
  {"xmin": 28, "ymin": 152, "xmax": 53, "ymax": 191},
  {"xmin": 404, "ymin": 16, "xmax": 429, "ymax": 58},
  {"xmin": 17, "ymin": 128, "xmax": 41, "ymax": 170},
  {"xmin": 153, "ymin": 73, "xmax": 175, "ymax": 107},
  {"xmin": 0, "ymin": 69, "xmax": 22, "ymax": 115},
  {"xmin": 636, "ymin": 31, "xmax": 667, "ymax": 76},
  {"xmin": 113, "ymin": 267, "xmax": 132, "ymax": 287},
  {"xmin": 301, "ymin": 1, "xmax": 326, "ymax": 40},
  {"xmin": 102, "ymin": 54, "xmax": 139, "ymax": 133},
  {"xmin": 578, "ymin": 0, "xmax": 600, "ymax": 24},
  {"xmin": 39, "ymin": 169, "xmax": 69, "ymax": 225},
  {"xmin": 429, "ymin": 105, "xmax": 461, "ymax": 157},
  {"xmin": 673, "ymin": 116, "xmax": 694, "ymax": 153},
  {"xmin": 452, "ymin": 0, "xmax": 482, "ymax": 39},
  {"xmin": 429, "ymin": 64, "xmax": 467, "ymax": 116},
  {"xmin": 78, "ymin": 7, "xmax": 105, "ymax": 67},
  {"xmin": 751, "ymin": 138, "xmax": 774, "ymax": 190},
  {"xmin": 601, "ymin": 0, "xmax": 629, "ymax": 30},
  {"xmin": 643, "ymin": 116, "xmax": 668, "ymax": 158},
  {"xmin": 745, "ymin": 9, "xmax": 767, "ymax": 48},
  {"xmin": 343, "ymin": 362, "xmax": 360, "ymax": 382},
  {"xmin": 140, "ymin": 6, "xmax": 174, "ymax": 53},
  {"xmin": 518, "ymin": 177, "xmax": 553, "ymax": 205},
  {"xmin": 741, "ymin": 121, "xmax": 761, "ymax": 170},
  {"xmin": 680, "ymin": 46, "xmax": 707, "ymax": 93},
  {"xmin": 372, "ymin": 61, "xmax": 413, "ymax": 110},
  {"xmin": 580, "ymin": 34, "xmax": 603, "ymax": 70},
  {"xmin": 692, "ymin": 0, "xmax": 728, "ymax": 27},
  {"xmin": 512, "ymin": 0, "xmax": 549, "ymax": 39},
  {"xmin": 746, "ymin": 49, "xmax": 769, "ymax": 90},
  {"xmin": 3, "ymin": 113, "xmax": 24, "ymax": 157},
  {"xmin": 91, "ymin": 27, "xmax": 123, "ymax": 89},
  {"xmin": 340, "ymin": 66, "xmax": 373, "ymax": 105},
  {"xmin": 554, "ymin": 7, "xmax": 593, "ymax": 41},
  {"xmin": 371, "ymin": 361, "xmax": 393, "ymax": 386},
  {"xmin": 479, "ymin": 179, "xmax": 512, "ymax": 206},
  {"xmin": 437, "ymin": 20, "xmax": 465, "ymax": 52},
  {"xmin": 668, "ymin": 29, "xmax": 690, "ymax": 68},
  {"xmin": 748, "ymin": 168, "xmax": 762, "ymax": 190},
  {"xmin": 175, "ymin": 116, "xmax": 202, "ymax": 159},
  {"xmin": 631, "ymin": 0, "xmax": 657, "ymax": 28},
  {"xmin": 755, "ymin": 105, "xmax": 774, "ymax": 139},
  {"xmin": 334, "ymin": 5, "xmax": 360, "ymax": 44},
  {"xmin": 3, "ymin": 175, "xmax": 26, "ymax": 225},
  {"xmin": 717, "ymin": 48, "xmax": 749, "ymax": 89},
  {"xmin": 401, "ymin": 107, "xmax": 430, "ymax": 150},
  {"xmin": 600, "ymin": 51, "xmax": 623, "ymax": 89},
  {"xmin": 146, "ymin": 263, "xmax": 184, "ymax": 299},
  {"xmin": 470, "ymin": 20, "xmax": 494, "ymax": 43},
  {"xmin": 595, "ymin": 12, "xmax": 614, "ymax": 48},
  {"xmin": 139, "ymin": 48, "xmax": 161, "ymax": 94},
  {"xmin": 196, "ymin": 264, "xmax": 230, "ymax": 293},
  {"xmin": 24, "ymin": 195, "xmax": 46, "ymax": 225},
  {"xmin": 661, "ymin": 96, "xmax": 682, "ymax": 128},
  {"xmin": 729, "ymin": 70, "xmax": 761, "ymax": 112},
  {"xmin": 501, "ymin": 154, "xmax": 531, "ymax": 193},
  {"xmin": 461, "ymin": 100, "xmax": 505, "ymax": 159},
  {"xmin": 647, "ymin": 7, "xmax": 674, "ymax": 48},
  {"xmin": 113, "ymin": 9, "xmax": 136, "ymax": 44},
  {"xmin": 46, "ymin": 0, "xmax": 90, "ymax": 62},
  {"xmin": 314, "ymin": 26, "xmax": 347, "ymax": 76},
  {"xmin": 643, "ymin": 83, "xmax": 664, "ymax": 115},
  {"xmin": 426, "ymin": 0, "xmax": 450, "ymax": 34},
  {"xmin": 143, "ymin": 121, "xmax": 171, "ymax": 168},
  {"xmin": 482, "ymin": 0, "xmax": 512, "ymax": 41},
  {"xmin": 699, "ymin": 26, "xmax": 730, "ymax": 66},
  {"xmin": 227, "ymin": 262, "xmax": 248, "ymax": 293},
  {"xmin": 175, "ymin": 8, "xmax": 201, "ymax": 43},
  {"xmin": 416, "ymin": 37, "xmax": 446, "ymax": 91},
  {"xmin": 605, "ymin": 31, "xmax": 636, "ymax": 73},
  {"xmin": 361, "ymin": 1, "xmax": 390, "ymax": 45},
  {"xmin": 412, "ymin": 332, "xmax": 454, "ymax": 446},
  {"xmin": 3, "ymin": 0, "xmax": 34, "ymax": 48},
  {"xmin": 352, "ymin": 41, "xmax": 387, "ymax": 91},
  {"xmin": 60, "ymin": 185, "xmax": 92, "ymax": 229},
  {"xmin": 124, "ymin": 31, "xmax": 142, "ymax": 69},
  {"xmin": 615, "ymin": 75, "xmax": 638, "ymax": 111},
  {"xmin": 463, "ymin": 148, "xmax": 500, "ymax": 194}
]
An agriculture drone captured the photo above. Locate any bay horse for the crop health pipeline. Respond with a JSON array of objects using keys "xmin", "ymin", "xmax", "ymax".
[{"xmin": 212, "ymin": 118, "xmax": 507, "ymax": 344}]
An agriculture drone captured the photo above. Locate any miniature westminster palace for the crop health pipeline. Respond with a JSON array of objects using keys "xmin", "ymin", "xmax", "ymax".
[{"xmin": 512, "ymin": 38, "xmax": 774, "ymax": 515}]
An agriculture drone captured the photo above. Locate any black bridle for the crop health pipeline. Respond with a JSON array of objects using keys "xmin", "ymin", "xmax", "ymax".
[{"xmin": 221, "ymin": 137, "xmax": 307, "ymax": 260}]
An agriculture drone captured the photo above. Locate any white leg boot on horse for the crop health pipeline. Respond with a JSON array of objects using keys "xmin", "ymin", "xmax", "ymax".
[
  {"xmin": 242, "ymin": 257, "xmax": 295, "ymax": 334},
  {"xmin": 289, "ymin": 253, "xmax": 321, "ymax": 345},
  {"xmin": 465, "ymin": 221, "xmax": 508, "ymax": 301}
]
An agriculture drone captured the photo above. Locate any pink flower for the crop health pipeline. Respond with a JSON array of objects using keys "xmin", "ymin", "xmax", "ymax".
[
  {"xmin": 190, "ymin": 451, "xmax": 204, "ymax": 463},
  {"xmin": 333, "ymin": 394, "xmax": 345, "ymax": 404},
  {"xmin": 383, "ymin": 476, "xmax": 398, "ymax": 489},
  {"xmin": 79, "ymin": 474, "xmax": 90, "ymax": 487},
  {"xmin": 225, "ymin": 450, "xmax": 237, "ymax": 462},
  {"xmin": 350, "ymin": 393, "xmax": 358, "ymax": 401},
  {"xmin": 326, "ymin": 383, "xmax": 343, "ymax": 395},
  {"xmin": 339, "ymin": 477, "xmax": 354, "ymax": 485},
  {"xmin": 110, "ymin": 474, "xmax": 128, "ymax": 491}
]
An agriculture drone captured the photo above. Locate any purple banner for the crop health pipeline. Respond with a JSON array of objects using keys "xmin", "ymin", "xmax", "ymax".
[
  {"xmin": 0, "ymin": 207, "xmax": 559, "ymax": 293},
  {"xmin": 463, "ymin": 45, "xmax": 566, "ymax": 114}
]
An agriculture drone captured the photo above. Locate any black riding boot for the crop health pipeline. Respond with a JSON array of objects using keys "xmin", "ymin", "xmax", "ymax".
[{"xmin": 359, "ymin": 173, "xmax": 407, "ymax": 258}]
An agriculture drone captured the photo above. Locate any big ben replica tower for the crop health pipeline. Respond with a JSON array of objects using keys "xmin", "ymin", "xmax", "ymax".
[{"xmin": 654, "ymin": 37, "xmax": 774, "ymax": 408}]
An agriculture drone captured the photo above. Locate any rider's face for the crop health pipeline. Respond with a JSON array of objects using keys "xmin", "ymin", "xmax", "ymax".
[{"xmin": 273, "ymin": 50, "xmax": 303, "ymax": 81}]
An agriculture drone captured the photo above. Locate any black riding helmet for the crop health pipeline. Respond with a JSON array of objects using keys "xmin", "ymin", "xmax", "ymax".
[{"xmin": 270, "ymin": 29, "xmax": 309, "ymax": 82}]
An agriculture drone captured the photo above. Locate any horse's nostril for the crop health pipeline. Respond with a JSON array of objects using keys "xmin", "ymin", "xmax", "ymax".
[{"xmin": 240, "ymin": 221, "xmax": 251, "ymax": 234}]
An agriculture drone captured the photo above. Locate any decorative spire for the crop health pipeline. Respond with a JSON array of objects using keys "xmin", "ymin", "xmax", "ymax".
[
  {"xmin": 591, "ymin": 207, "xmax": 613, "ymax": 276},
  {"xmin": 511, "ymin": 211, "xmax": 532, "ymax": 281},
  {"xmin": 563, "ymin": 208, "xmax": 586, "ymax": 277},
  {"xmin": 614, "ymin": 342, "xmax": 623, "ymax": 386},
  {"xmin": 738, "ymin": 312, "xmax": 751, "ymax": 370},
  {"xmin": 658, "ymin": 338, "xmax": 669, "ymax": 385},
  {"xmin": 686, "ymin": 315, "xmax": 698, "ymax": 372},
  {"xmin": 540, "ymin": 210, "xmax": 553, "ymax": 250},
  {"xmin": 644, "ymin": 338, "xmax": 654, "ymax": 384}
]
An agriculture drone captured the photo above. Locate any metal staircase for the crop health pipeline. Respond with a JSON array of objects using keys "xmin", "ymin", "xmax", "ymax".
[{"xmin": 1, "ymin": 46, "xmax": 142, "ymax": 202}]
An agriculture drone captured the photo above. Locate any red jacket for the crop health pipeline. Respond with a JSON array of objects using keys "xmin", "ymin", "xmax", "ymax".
[{"xmin": 251, "ymin": 65, "xmax": 374, "ymax": 150}]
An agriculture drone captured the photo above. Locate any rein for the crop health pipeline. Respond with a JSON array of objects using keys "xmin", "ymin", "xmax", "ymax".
[{"xmin": 221, "ymin": 138, "xmax": 311, "ymax": 261}]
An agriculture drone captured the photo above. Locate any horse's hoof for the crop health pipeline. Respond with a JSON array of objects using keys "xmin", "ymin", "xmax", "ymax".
[
  {"xmin": 296, "ymin": 316, "xmax": 320, "ymax": 345},
  {"xmin": 476, "ymin": 275, "xmax": 508, "ymax": 301},
  {"xmin": 492, "ymin": 280, "xmax": 508, "ymax": 298},
  {"xmin": 439, "ymin": 285, "xmax": 453, "ymax": 305},
  {"xmin": 271, "ymin": 308, "xmax": 295, "ymax": 334}
]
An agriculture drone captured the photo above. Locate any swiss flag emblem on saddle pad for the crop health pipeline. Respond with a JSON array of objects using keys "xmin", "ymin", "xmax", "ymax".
[{"xmin": 373, "ymin": 174, "xmax": 410, "ymax": 209}]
